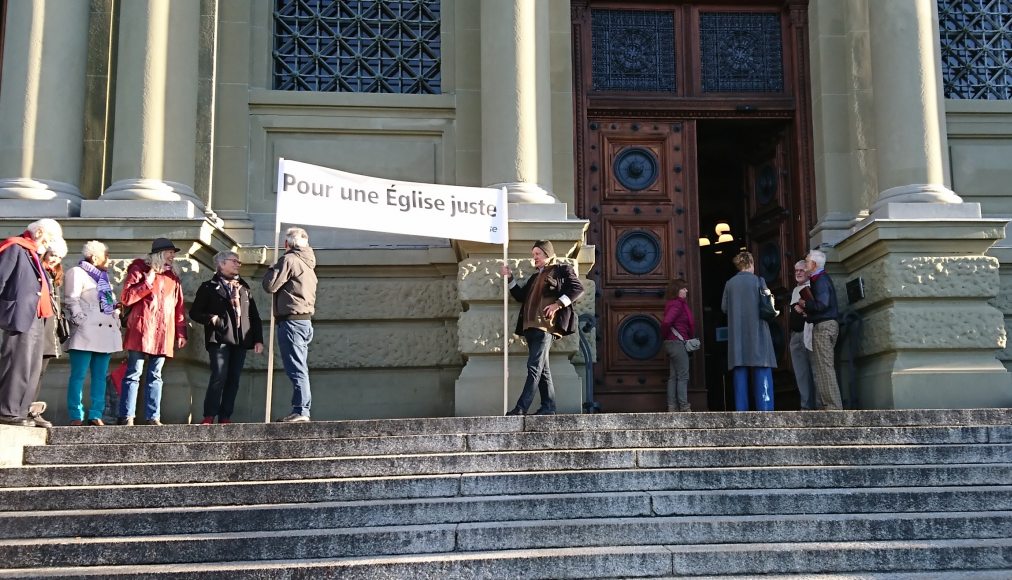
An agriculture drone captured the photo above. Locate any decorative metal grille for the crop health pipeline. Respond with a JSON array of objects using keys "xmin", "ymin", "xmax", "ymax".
[
  {"xmin": 938, "ymin": 0, "xmax": 1012, "ymax": 99},
  {"xmin": 273, "ymin": 0, "xmax": 441, "ymax": 93},
  {"xmin": 591, "ymin": 10, "xmax": 676, "ymax": 92},
  {"xmin": 699, "ymin": 12, "xmax": 783, "ymax": 93}
]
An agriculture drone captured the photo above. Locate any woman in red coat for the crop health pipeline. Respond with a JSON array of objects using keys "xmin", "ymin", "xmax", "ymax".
[{"xmin": 117, "ymin": 238, "xmax": 188, "ymax": 426}]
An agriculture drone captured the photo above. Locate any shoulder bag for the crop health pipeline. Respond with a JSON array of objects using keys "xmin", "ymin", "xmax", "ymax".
[{"xmin": 758, "ymin": 277, "xmax": 780, "ymax": 321}]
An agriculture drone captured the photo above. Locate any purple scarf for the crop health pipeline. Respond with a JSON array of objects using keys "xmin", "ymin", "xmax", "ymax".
[{"xmin": 78, "ymin": 260, "xmax": 115, "ymax": 314}]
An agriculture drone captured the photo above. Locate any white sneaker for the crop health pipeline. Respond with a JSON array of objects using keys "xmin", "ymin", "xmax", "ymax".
[{"xmin": 277, "ymin": 413, "xmax": 309, "ymax": 423}]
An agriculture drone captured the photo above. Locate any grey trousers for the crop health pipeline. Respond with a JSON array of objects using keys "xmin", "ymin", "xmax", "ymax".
[
  {"xmin": 0, "ymin": 317, "xmax": 46, "ymax": 419},
  {"xmin": 789, "ymin": 331, "xmax": 818, "ymax": 410},
  {"xmin": 664, "ymin": 339, "xmax": 690, "ymax": 411}
]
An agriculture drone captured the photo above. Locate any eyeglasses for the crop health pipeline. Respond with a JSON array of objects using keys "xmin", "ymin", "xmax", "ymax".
[
  {"xmin": 794, "ymin": 269, "xmax": 806, "ymax": 273},
  {"xmin": 227, "ymin": 258, "xmax": 242, "ymax": 265}
]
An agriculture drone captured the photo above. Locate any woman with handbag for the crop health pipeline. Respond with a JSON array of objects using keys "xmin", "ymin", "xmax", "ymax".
[
  {"xmin": 661, "ymin": 278, "xmax": 697, "ymax": 412},
  {"xmin": 63, "ymin": 241, "xmax": 123, "ymax": 426},
  {"xmin": 721, "ymin": 251, "xmax": 777, "ymax": 411}
]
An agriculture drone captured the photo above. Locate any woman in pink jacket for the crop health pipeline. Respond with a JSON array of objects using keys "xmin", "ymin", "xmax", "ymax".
[
  {"xmin": 661, "ymin": 278, "xmax": 696, "ymax": 412},
  {"xmin": 117, "ymin": 238, "xmax": 188, "ymax": 426}
]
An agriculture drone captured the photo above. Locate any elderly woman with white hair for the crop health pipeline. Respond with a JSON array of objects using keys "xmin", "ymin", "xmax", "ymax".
[{"xmin": 63, "ymin": 240, "xmax": 124, "ymax": 426}]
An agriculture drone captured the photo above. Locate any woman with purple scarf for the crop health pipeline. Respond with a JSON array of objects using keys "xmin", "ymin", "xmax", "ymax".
[{"xmin": 63, "ymin": 241, "xmax": 123, "ymax": 426}]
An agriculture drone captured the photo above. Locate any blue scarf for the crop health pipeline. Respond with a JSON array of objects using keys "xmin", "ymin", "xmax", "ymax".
[{"xmin": 78, "ymin": 260, "xmax": 115, "ymax": 315}]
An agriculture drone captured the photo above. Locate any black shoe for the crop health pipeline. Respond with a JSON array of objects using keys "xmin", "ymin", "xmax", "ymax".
[
  {"xmin": 532, "ymin": 408, "xmax": 556, "ymax": 416},
  {"xmin": 505, "ymin": 407, "xmax": 526, "ymax": 416},
  {"xmin": 116, "ymin": 417, "xmax": 134, "ymax": 426},
  {"xmin": 143, "ymin": 419, "xmax": 163, "ymax": 426},
  {"xmin": 0, "ymin": 416, "xmax": 34, "ymax": 427}
]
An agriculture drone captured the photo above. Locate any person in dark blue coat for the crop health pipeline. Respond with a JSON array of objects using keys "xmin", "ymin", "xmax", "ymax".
[
  {"xmin": 0, "ymin": 219, "xmax": 64, "ymax": 427},
  {"xmin": 799, "ymin": 249, "xmax": 843, "ymax": 409}
]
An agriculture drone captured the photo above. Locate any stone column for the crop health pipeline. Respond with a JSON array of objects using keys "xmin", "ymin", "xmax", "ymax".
[
  {"xmin": 827, "ymin": 0, "xmax": 1012, "ymax": 409},
  {"xmin": 867, "ymin": 0, "xmax": 962, "ymax": 213},
  {"xmin": 81, "ymin": 0, "xmax": 204, "ymax": 219},
  {"xmin": 480, "ymin": 0, "xmax": 557, "ymax": 204},
  {"xmin": 0, "ymin": 0, "xmax": 89, "ymax": 217}
]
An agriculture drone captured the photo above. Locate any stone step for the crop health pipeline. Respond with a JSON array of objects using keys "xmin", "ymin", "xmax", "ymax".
[
  {"xmin": 2, "ymin": 511, "xmax": 1010, "ymax": 569},
  {"xmin": 5, "ymin": 444, "xmax": 1012, "ymax": 488},
  {"xmin": 40, "ymin": 408, "xmax": 1012, "ymax": 446},
  {"xmin": 1, "ymin": 539, "xmax": 1009, "ymax": 579},
  {"xmin": 4, "ymin": 485, "xmax": 1010, "ymax": 540},
  {"xmin": 4, "ymin": 464, "xmax": 1011, "ymax": 512},
  {"xmin": 0, "ymin": 492, "xmax": 650, "ymax": 540},
  {"xmin": 26, "ymin": 425, "xmax": 1012, "ymax": 465}
]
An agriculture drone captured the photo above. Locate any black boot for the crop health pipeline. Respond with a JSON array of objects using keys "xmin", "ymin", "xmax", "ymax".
[{"xmin": 505, "ymin": 406, "xmax": 526, "ymax": 416}]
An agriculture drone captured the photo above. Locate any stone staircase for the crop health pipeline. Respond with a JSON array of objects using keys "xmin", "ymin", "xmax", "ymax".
[{"xmin": 1, "ymin": 409, "xmax": 1011, "ymax": 578}]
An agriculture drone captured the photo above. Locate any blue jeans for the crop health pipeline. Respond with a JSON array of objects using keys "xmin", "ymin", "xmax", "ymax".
[
  {"xmin": 66, "ymin": 350, "xmax": 111, "ymax": 422},
  {"xmin": 119, "ymin": 350, "xmax": 165, "ymax": 420},
  {"xmin": 515, "ymin": 329, "xmax": 555, "ymax": 412},
  {"xmin": 732, "ymin": 366, "xmax": 774, "ymax": 412},
  {"xmin": 204, "ymin": 345, "xmax": 247, "ymax": 420},
  {"xmin": 277, "ymin": 319, "xmax": 313, "ymax": 417}
]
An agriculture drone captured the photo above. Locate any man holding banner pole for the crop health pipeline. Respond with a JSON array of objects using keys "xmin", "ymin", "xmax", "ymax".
[
  {"xmin": 500, "ymin": 241, "xmax": 584, "ymax": 416},
  {"xmin": 262, "ymin": 227, "xmax": 318, "ymax": 423}
]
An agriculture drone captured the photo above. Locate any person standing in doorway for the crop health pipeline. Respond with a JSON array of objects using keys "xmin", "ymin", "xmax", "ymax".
[
  {"xmin": 789, "ymin": 260, "xmax": 818, "ymax": 410},
  {"xmin": 721, "ymin": 251, "xmax": 777, "ymax": 411},
  {"xmin": 799, "ymin": 249, "xmax": 843, "ymax": 410},
  {"xmin": 263, "ymin": 227, "xmax": 317, "ymax": 423},
  {"xmin": 500, "ymin": 241, "xmax": 585, "ymax": 416},
  {"xmin": 190, "ymin": 251, "xmax": 264, "ymax": 424},
  {"xmin": 662, "ymin": 278, "xmax": 696, "ymax": 412},
  {"xmin": 118, "ymin": 238, "xmax": 188, "ymax": 426}
]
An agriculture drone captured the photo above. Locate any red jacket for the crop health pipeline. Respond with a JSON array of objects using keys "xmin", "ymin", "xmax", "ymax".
[
  {"xmin": 662, "ymin": 297, "xmax": 695, "ymax": 341},
  {"xmin": 120, "ymin": 258, "xmax": 187, "ymax": 357}
]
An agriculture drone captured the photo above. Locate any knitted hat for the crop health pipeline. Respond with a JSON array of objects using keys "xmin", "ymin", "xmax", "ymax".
[{"xmin": 532, "ymin": 240, "xmax": 555, "ymax": 258}]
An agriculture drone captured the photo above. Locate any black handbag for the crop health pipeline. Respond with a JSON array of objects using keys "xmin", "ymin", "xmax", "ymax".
[
  {"xmin": 758, "ymin": 279, "xmax": 779, "ymax": 321},
  {"xmin": 55, "ymin": 312, "xmax": 71, "ymax": 344}
]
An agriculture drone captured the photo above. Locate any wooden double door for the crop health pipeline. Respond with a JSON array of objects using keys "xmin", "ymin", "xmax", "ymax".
[
  {"xmin": 573, "ymin": 0, "xmax": 815, "ymax": 412},
  {"xmin": 583, "ymin": 118, "xmax": 805, "ymax": 412}
]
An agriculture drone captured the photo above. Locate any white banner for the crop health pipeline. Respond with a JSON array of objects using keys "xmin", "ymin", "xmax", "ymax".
[{"xmin": 276, "ymin": 158, "xmax": 507, "ymax": 244}]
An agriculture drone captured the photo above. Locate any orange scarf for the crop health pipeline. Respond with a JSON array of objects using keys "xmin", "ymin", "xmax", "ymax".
[{"xmin": 0, "ymin": 233, "xmax": 54, "ymax": 318}]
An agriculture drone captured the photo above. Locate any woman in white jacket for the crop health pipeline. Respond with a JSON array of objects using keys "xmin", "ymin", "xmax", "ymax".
[{"xmin": 63, "ymin": 241, "xmax": 123, "ymax": 426}]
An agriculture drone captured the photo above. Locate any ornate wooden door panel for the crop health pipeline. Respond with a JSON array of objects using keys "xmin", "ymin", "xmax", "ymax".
[{"xmin": 585, "ymin": 119, "xmax": 700, "ymax": 413}]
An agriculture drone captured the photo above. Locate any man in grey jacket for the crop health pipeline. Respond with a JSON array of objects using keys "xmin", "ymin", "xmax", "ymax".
[{"xmin": 263, "ymin": 227, "xmax": 318, "ymax": 422}]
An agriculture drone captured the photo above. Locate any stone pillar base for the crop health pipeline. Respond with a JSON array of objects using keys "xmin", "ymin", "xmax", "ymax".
[
  {"xmin": 0, "ymin": 199, "xmax": 74, "ymax": 218},
  {"xmin": 856, "ymin": 351, "xmax": 1012, "ymax": 409},
  {"xmin": 80, "ymin": 200, "xmax": 198, "ymax": 219},
  {"xmin": 454, "ymin": 353, "xmax": 583, "ymax": 416},
  {"xmin": 834, "ymin": 215, "xmax": 1012, "ymax": 409}
]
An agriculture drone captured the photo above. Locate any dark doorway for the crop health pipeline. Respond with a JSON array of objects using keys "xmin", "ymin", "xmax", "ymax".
[{"xmin": 696, "ymin": 119, "xmax": 800, "ymax": 410}]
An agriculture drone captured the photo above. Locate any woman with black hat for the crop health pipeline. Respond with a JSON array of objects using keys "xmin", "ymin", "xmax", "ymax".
[{"xmin": 117, "ymin": 238, "xmax": 188, "ymax": 425}]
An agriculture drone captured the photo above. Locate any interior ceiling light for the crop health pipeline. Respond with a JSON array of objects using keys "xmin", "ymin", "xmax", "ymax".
[
  {"xmin": 714, "ymin": 222, "xmax": 731, "ymax": 235},
  {"xmin": 699, "ymin": 237, "xmax": 711, "ymax": 246}
]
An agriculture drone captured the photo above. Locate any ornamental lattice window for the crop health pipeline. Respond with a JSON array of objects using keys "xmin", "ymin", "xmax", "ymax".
[
  {"xmin": 938, "ymin": 0, "xmax": 1012, "ymax": 100},
  {"xmin": 699, "ymin": 12, "xmax": 783, "ymax": 93},
  {"xmin": 273, "ymin": 0, "xmax": 441, "ymax": 94}
]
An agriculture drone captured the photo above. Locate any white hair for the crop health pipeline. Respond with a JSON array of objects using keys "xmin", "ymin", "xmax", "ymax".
[
  {"xmin": 285, "ymin": 227, "xmax": 309, "ymax": 248},
  {"xmin": 47, "ymin": 237, "xmax": 68, "ymax": 259},
  {"xmin": 149, "ymin": 250, "xmax": 178, "ymax": 274},
  {"xmin": 26, "ymin": 219, "xmax": 63, "ymax": 241},
  {"xmin": 807, "ymin": 249, "xmax": 827, "ymax": 270},
  {"xmin": 214, "ymin": 250, "xmax": 239, "ymax": 269},
  {"xmin": 794, "ymin": 260, "xmax": 807, "ymax": 270},
  {"xmin": 82, "ymin": 240, "xmax": 108, "ymax": 261}
]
